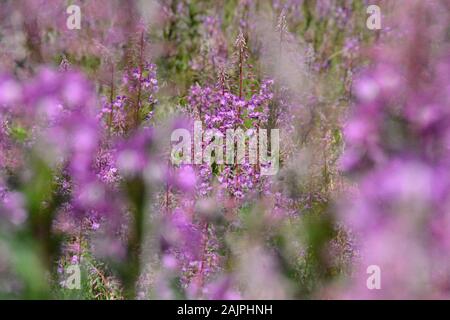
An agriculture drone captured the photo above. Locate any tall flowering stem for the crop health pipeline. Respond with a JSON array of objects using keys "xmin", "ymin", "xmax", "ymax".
[{"xmin": 135, "ymin": 31, "xmax": 145, "ymax": 127}]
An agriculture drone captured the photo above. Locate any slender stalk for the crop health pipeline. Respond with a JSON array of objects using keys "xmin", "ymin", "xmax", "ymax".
[
  {"xmin": 196, "ymin": 222, "xmax": 210, "ymax": 289},
  {"xmin": 135, "ymin": 31, "xmax": 145, "ymax": 127},
  {"xmin": 239, "ymin": 48, "xmax": 243, "ymax": 99},
  {"xmin": 166, "ymin": 159, "xmax": 171, "ymax": 214},
  {"xmin": 78, "ymin": 218, "xmax": 83, "ymax": 265},
  {"xmin": 108, "ymin": 65, "xmax": 115, "ymax": 135},
  {"xmin": 235, "ymin": 36, "xmax": 245, "ymax": 191}
]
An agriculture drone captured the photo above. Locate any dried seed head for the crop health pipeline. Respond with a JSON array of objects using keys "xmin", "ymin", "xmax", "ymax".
[
  {"xmin": 234, "ymin": 30, "xmax": 247, "ymax": 53},
  {"xmin": 59, "ymin": 55, "xmax": 70, "ymax": 72},
  {"xmin": 276, "ymin": 8, "xmax": 288, "ymax": 37},
  {"xmin": 276, "ymin": 8, "xmax": 288, "ymax": 41},
  {"xmin": 217, "ymin": 65, "xmax": 229, "ymax": 93}
]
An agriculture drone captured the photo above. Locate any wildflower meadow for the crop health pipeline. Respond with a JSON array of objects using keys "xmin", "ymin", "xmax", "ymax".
[{"xmin": 0, "ymin": 0, "xmax": 449, "ymax": 301}]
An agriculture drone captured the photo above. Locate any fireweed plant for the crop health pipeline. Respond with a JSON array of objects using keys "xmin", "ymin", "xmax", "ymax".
[{"xmin": 0, "ymin": 0, "xmax": 448, "ymax": 299}]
